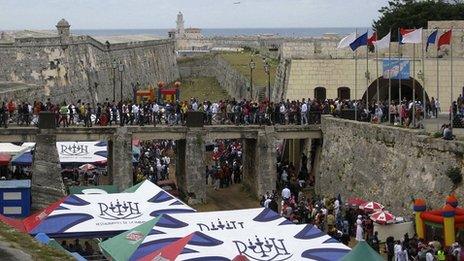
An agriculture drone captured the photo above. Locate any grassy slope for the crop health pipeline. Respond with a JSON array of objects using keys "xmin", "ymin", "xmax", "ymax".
[
  {"xmin": 179, "ymin": 77, "xmax": 230, "ymax": 101},
  {"xmin": 0, "ymin": 222, "xmax": 74, "ymax": 261},
  {"xmin": 219, "ymin": 52, "xmax": 277, "ymax": 87}
]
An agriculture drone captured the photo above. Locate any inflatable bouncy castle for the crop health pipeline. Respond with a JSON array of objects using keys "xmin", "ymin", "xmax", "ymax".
[{"xmin": 414, "ymin": 195, "xmax": 464, "ymax": 246}]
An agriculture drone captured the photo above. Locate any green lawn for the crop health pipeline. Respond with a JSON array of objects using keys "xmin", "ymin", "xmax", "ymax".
[
  {"xmin": 179, "ymin": 77, "xmax": 231, "ymax": 101},
  {"xmin": 0, "ymin": 222, "xmax": 74, "ymax": 260},
  {"xmin": 219, "ymin": 52, "xmax": 277, "ymax": 87}
]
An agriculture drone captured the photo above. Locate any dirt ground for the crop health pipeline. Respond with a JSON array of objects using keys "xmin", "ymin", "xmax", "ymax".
[{"xmin": 195, "ymin": 184, "xmax": 261, "ymax": 212}]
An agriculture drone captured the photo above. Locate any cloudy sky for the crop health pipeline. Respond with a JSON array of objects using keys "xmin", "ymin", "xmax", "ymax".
[{"xmin": 0, "ymin": 0, "xmax": 389, "ymax": 30}]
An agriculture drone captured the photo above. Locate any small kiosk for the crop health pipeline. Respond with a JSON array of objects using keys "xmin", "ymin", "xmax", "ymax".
[{"xmin": 0, "ymin": 179, "xmax": 31, "ymax": 217}]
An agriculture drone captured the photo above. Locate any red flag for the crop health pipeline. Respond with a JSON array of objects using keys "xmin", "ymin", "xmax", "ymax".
[
  {"xmin": 437, "ymin": 30, "xmax": 452, "ymax": 50},
  {"xmin": 368, "ymin": 32, "xmax": 377, "ymax": 46},
  {"xmin": 400, "ymin": 28, "xmax": 414, "ymax": 36}
]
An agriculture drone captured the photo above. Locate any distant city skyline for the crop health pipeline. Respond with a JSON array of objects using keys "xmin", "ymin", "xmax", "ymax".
[{"xmin": 0, "ymin": 0, "xmax": 388, "ymax": 30}]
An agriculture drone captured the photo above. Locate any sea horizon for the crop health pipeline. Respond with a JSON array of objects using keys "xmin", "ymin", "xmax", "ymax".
[{"xmin": 70, "ymin": 27, "xmax": 371, "ymax": 38}]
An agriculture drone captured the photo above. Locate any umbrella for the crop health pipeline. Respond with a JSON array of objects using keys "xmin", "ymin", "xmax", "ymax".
[
  {"xmin": 79, "ymin": 163, "xmax": 96, "ymax": 172},
  {"xmin": 360, "ymin": 201, "xmax": 384, "ymax": 212},
  {"xmin": 370, "ymin": 210, "xmax": 395, "ymax": 224},
  {"xmin": 347, "ymin": 197, "xmax": 367, "ymax": 207}
]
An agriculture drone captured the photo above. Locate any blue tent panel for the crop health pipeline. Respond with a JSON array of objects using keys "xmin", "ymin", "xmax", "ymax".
[
  {"xmin": 95, "ymin": 141, "xmax": 108, "ymax": 147},
  {"xmin": 34, "ymin": 233, "xmax": 51, "ymax": 244},
  {"xmin": 11, "ymin": 151, "xmax": 33, "ymax": 166}
]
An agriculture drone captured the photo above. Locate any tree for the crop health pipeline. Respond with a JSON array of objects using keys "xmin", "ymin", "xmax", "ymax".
[{"xmin": 373, "ymin": 0, "xmax": 464, "ymax": 40}]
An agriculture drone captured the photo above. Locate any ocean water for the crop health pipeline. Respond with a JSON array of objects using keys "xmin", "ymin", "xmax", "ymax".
[{"xmin": 73, "ymin": 27, "xmax": 370, "ymax": 38}]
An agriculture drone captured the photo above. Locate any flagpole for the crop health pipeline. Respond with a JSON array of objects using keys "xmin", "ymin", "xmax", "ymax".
[
  {"xmin": 375, "ymin": 31, "xmax": 380, "ymax": 109},
  {"xmin": 355, "ymin": 28, "xmax": 358, "ymax": 121},
  {"xmin": 437, "ymin": 30, "xmax": 440, "ymax": 114},
  {"xmin": 450, "ymin": 27, "xmax": 454, "ymax": 128},
  {"xmin": 412, "ymin": 42, "xmax": 416, "ymax": 128},
  {"xmin": 366, "ymin": 30, "xmax": 369, "ymax": 119},
  {"xmin": 422, "ymin": 30, "xmax": 426, "ymax": 123},
  {"xmin": 388, "ymin": 29, "xmax": 392, "ymax": 124},
  {"xmin": 398, "ymin": 28, "xmax": 402, "ymax": 110}
]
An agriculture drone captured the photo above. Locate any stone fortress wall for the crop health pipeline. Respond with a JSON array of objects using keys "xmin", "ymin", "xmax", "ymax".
[
  {"xmin": 318, "ymin": 116, "xmax": 464, "ymax": 216},
  {"xmin": 0, "ymin": 20, "xmax": 179, "ymax": 103}
]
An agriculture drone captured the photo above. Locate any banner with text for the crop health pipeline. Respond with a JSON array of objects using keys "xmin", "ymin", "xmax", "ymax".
[
  {"xmin": 382, "ymin": 59, "xmax": 410, "ymax": 80},
  {"xmin": 29, "ymin": 181, "xmax": 195, "ymax": 238}
]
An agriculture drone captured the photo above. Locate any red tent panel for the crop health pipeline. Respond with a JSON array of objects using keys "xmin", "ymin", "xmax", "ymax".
[
  {"xmin": 138, "ymin": 233, "xmax": 194, "ymax": 261},
  {"xmin": 0, "ymin": 153, "xmax": 12, "ymax": 166}
]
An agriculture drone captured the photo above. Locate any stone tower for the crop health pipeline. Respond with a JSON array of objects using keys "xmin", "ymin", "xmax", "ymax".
[
  {"xmin": 176, "ymin": 12, "xmax": 185, "ymax": 38},
  {"xmin": 56, "ymin": 18, "xmax": 71, "ymax": 38}
]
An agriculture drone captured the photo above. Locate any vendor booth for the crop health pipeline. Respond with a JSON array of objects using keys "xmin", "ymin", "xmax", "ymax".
[
  {"xmin": 0, "ymin": 180, "xmax": 31, "ymax": 217},
  {"xmin": 115, "ymin": 208, "xmax": 350, "ymax": 261}
]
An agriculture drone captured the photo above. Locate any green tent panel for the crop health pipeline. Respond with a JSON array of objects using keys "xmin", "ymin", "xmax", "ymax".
[
  {"xmin": 341, "ymin": 241, "xmax": 383, "ymax": 261},
  {"xmin": 99, "ymin": 216, "xmax": 161, "ymax": 261},
  {"xmin": 48, "ymin": 239, "xmax": 68, "ymax": 252},
  {"xmin": 121, "ymin": 182, "xmax": 144, "ymax": 193}
]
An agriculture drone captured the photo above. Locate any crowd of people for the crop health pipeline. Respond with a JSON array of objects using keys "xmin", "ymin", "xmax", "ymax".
[
  {"xmin": 0, "ymin": 97, "xmax": 327, "ymax": 127},
  {"xmin": 134, "ymin": 140, "xmax": 173, "ymax": 184},
  {"xmin": 0, "ymin": 96, "xmax": 451, "ymax": 129},
  {"xmin": 206, "ymin": 140, "xmax": 243, "ymax": 190}
]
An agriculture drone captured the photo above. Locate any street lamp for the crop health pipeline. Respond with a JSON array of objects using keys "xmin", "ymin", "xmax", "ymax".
[
  {"xmin": 112, "ymin": 60, "xmax": 117, "ymax": 101},
  {"xmin": 264, "ymin": 60, "xmax": 271, "ymax": 101},
  {"xmin": 118, "ymin": 62, "xmax": 124, "ymax": 102},
  {"xmin": 249, "ymin": 59, "xmax": 256, "ymax": 100}
]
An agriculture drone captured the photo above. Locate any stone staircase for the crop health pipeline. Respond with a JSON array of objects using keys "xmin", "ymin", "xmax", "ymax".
[{"xmin": 257, "ymin": 87, "xmax": 266, "ymax": 101}]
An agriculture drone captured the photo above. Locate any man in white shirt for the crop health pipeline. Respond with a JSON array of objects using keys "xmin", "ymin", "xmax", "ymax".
[
  {"xmin": 281, "ymin": 186, "xmax": 291, "ymax": 200},
  {"xmin": 279, "ymin": 103, "xmax": 286, "ymax": 124},
  {"xmin": 192, "ymin": 101, "xmax": 198, "ymax": 111},
  {"xmin": 301, "ymin": 99, "xmax": 308, "ymax": 125},
  {"xmin": 152, "ymin": 102, "xmax": 159, "ymax": 125}
]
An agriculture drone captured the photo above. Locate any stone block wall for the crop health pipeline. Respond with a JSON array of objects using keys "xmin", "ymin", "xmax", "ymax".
[
  {"xmin": 0, "ymin": 36, "xmax": 179, "ymax": 103},
  {"xmin": 317, "ymin": 116, "xmax": 464, "ymax": 216},
  {"xmin": 284, "ymin": 58, "xmax": 464, "ymax": 110}
]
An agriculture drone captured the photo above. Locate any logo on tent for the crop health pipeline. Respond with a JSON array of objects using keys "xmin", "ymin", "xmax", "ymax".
[
  {"xmin": 125, "ymin": 231, "xmax": 144, "ymax": 243},
  {"xmin": 98, "ymin": 200, "xmax": 142, "ymax": 220},
  {"xmin": 197, "ymin": 219, "xmax": 245, "ymax": 232},
  {"xmin": 61, "ymin": 144, "xmax": 89, "ymax": 156},
  {"xmin": 233, "ymin": 236, "xmax": 292, "ymax": 261}
]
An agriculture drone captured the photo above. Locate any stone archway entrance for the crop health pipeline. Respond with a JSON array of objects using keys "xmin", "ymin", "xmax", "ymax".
[{"xmin": 362, "ymin": 77, "xmax": 429, "ymax": 103}]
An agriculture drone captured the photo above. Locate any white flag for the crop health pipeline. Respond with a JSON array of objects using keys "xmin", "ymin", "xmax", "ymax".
[
  {"xmin": 337, "ymin": 32, "xmax": 357, "ymax": 49},
  {"xmin": 373, "ymin": 32, "xmax": 391, "ymax": 50},
  {"xmin": 401, "ymin": 28, "xmax": 423, "ymax": 44}
]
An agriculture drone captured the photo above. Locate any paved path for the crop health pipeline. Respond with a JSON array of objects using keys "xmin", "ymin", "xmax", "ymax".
[{"xmin": 423, "ymin": 113, "xmax": 464, "ymax": 136}]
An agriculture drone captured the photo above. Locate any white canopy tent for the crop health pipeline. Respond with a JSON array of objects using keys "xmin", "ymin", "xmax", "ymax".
[
  {"xmin": 29, "ymin": 181, "xmax": 195, "ymax": 238},
  {"xmin": 130, "ymin": 208, "xmax": 350, "ymax": 260},
  {"xmin": 0, "ymin": 143, "xmax": 28, "ymax": 156}
]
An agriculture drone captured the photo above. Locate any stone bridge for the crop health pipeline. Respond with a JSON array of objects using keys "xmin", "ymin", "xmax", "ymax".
[{"xmin": 0, "ymin": 125, "xmax": 321, "ymax": 207}]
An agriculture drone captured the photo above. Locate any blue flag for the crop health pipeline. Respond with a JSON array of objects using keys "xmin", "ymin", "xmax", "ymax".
[
  {"xmin": 350, "ymin": 32, "xmax": 368, "ymax": 51},
  {"xmin": 426, "ymin": 30, "xmax": 438, "ymax": 51}
]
